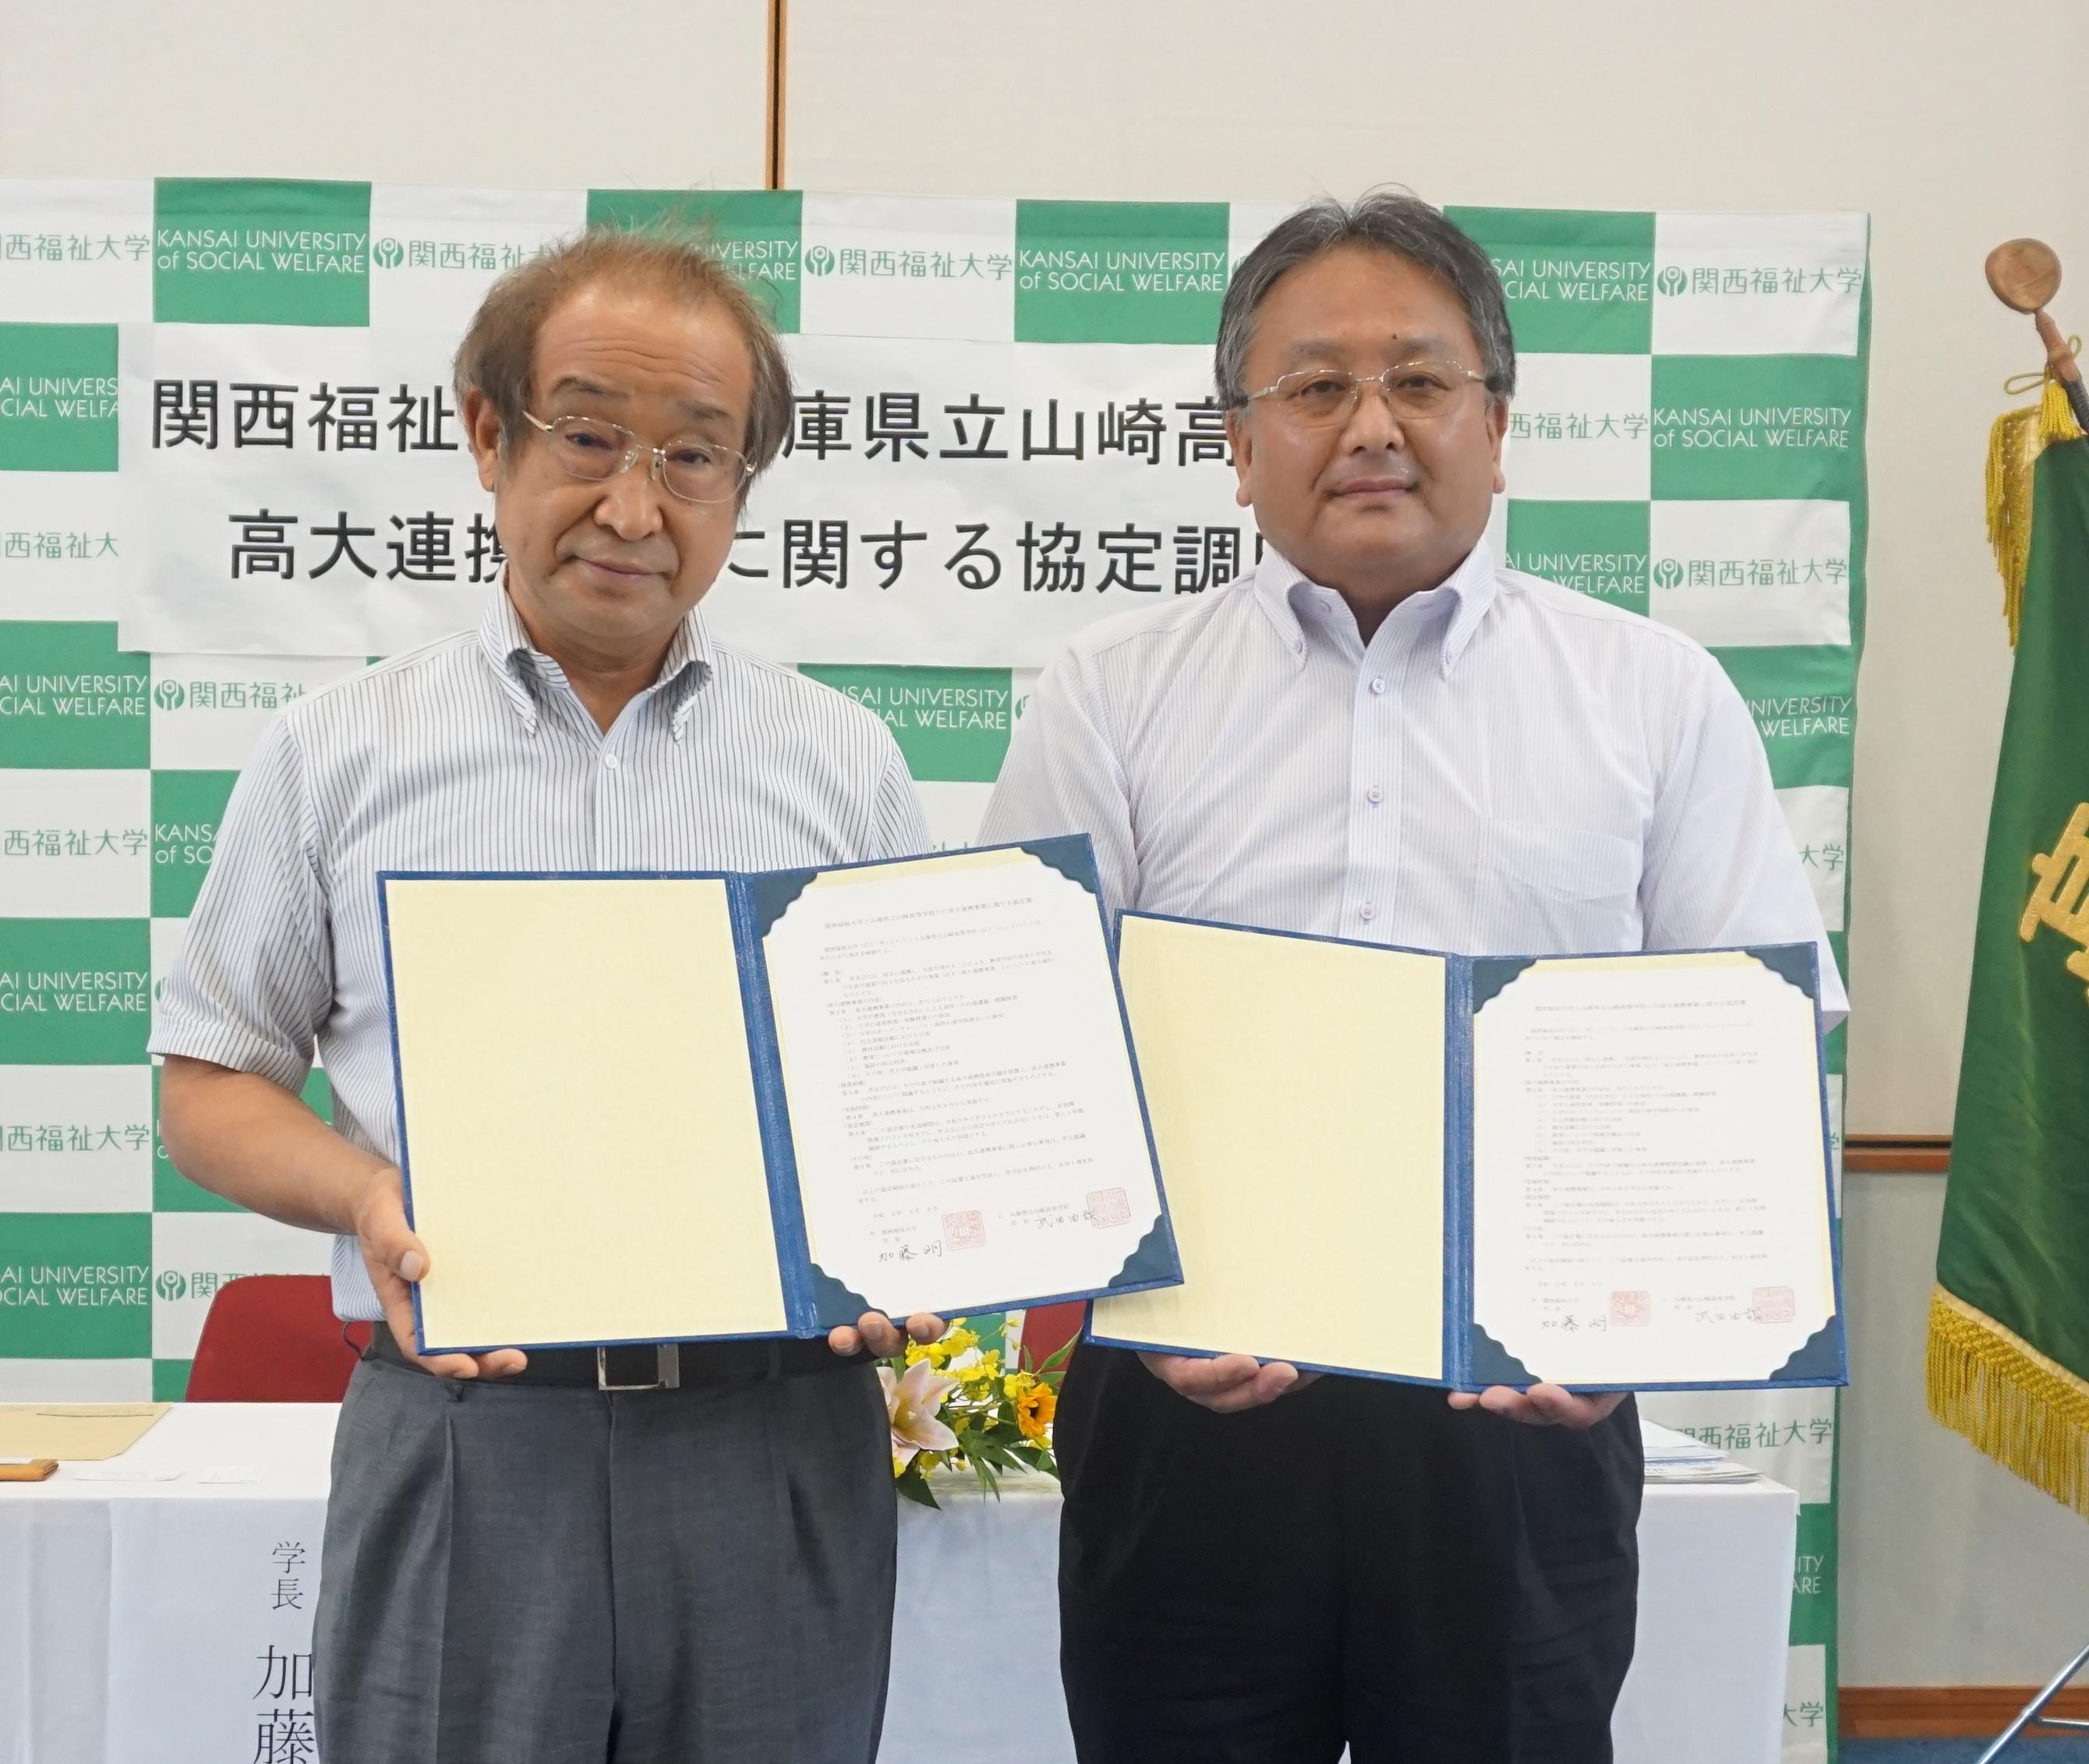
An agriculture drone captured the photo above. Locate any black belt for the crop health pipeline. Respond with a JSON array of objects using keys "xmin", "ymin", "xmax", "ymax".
[{"xmin": 366, "ymin": 1326, "xmax": 863, "ymax": 1390}]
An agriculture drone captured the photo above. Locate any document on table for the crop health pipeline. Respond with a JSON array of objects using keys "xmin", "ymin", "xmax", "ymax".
[
  {"xmin": 381, "ymin": 837, "xmax": 1177, "ymax": 1356},
  {"xmin": 1089, "ymin": 918, "xmax": 1841, "ymax": 1392},
  {"xmin": 0, "ymin": 1404, "xmax": 171, "ymax": 1462}
]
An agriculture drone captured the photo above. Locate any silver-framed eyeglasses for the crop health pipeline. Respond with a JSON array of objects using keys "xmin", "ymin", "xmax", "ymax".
[
  {"xmin": 521, "ymin": 411, "xmax": 753, "ymax": 505},
  {"xmin": 1244, "ymin": 359, "xmax": 1491, "ymax": 429}
]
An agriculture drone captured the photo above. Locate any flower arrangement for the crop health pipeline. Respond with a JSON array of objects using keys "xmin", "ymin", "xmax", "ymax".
[{"xmin": 879, "ymin": 1318, "xmax": 1070, "ymax": 1509}]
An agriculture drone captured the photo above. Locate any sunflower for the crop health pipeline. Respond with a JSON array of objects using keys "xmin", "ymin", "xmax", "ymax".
[{"xmin": 1015, "ymin": 1380, "xmax": 1057, "ymax": 1444}]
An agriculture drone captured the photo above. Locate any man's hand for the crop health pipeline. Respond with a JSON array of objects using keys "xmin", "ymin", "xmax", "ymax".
[
  {"xmin": 1139, "ymin": 1351, "xmax": 1319, "ymax": 1413},
  {"xmin": 1447, "ymin": 1384, "xmax": 1625, "ymax": 1428},
  {"xmin": 352, "ymin": 1167, "xmax": 527, "ymax": 1380},
  {"xmin": 828, "ymin": 1313, "xmax": 948, "ymax": 1358}
]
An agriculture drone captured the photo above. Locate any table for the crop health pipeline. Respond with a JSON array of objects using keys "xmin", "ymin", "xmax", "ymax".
[{"xmin": 2, "ymin": 1405, "xmax": 1797, "ymax": 1763}]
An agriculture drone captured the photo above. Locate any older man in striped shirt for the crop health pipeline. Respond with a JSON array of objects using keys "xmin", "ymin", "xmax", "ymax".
[
  {"xmin": 153, "ymin": 232, "xmax": 939, "ymax": 1764},
  {"xmin": 981, "ymin": 194, "xmax": 1843, "ymax": 1762}
]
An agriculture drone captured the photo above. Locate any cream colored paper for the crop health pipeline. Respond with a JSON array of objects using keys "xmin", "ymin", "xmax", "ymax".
[
  {"xmin": 1093, "ymin": 917, "xmax": 1447, "ymax": 1378},
  {"xmin": 0, "ymin": 1403, "xmax": 170, "ymax": 1461},
  {"xmin": 385, "ymin": 877, "xmax": 786, "ymax": 1349}
]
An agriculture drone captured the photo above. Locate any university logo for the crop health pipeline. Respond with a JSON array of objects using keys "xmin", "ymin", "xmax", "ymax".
[
  {"xmin": 155, "ymin": 1269, "xmax": 186, "ymax": 1300},
  {"xmin": 153, "ymin": 678, "xmax": 185, "ymax": 711},
  {"xmin": 803, "ymin": 244, "xmax": 836, "ymax": 277},
  {"xmin": 373, "ymin": 238, "xmax": 405, "ymax": 270},
  {"xmin": 1657, "ymin": 265, "xmax": 1689, "ymax": 298},
  {"xmin": 1652, "ymin": 557, "xmax": 1684, "ymax": 590}
]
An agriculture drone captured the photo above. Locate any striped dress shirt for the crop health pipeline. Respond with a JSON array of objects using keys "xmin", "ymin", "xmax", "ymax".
[
  {"xmin": 150, "ymin": 586, "xmax": 930, "ymax": 1322},
  {"xmin": 980, "ymin": 540, "xmax": 1846, "ymax": 1020}
]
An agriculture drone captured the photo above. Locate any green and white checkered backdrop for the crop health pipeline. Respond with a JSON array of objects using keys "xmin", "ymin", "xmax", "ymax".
[{"xmin": 0, "ymin": 182, "xmax": 1862, "ymax": 1758}]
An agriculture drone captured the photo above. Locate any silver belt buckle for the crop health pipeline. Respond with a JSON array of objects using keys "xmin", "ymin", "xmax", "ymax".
[{"xmin": 596, "ymin": 1344, "xmax": 681, "ymax": 1391}]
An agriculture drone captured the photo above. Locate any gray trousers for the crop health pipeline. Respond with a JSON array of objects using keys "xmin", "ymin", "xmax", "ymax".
[{"xmin": 313, "ymin": 1350, "xmax": 896, "ymax": 1764}]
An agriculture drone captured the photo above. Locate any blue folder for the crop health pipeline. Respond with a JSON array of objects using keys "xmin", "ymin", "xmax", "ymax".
[
  {"xmin": 379, "ymin": 835, "xmax": 1181, "ymax": 1356},
  {"xmin": 1087, "ymin": 916, "xmax": 1846, "ymax": 1395}
]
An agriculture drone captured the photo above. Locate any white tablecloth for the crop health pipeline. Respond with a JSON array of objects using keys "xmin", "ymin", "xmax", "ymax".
[{"xmin": 1, "ymin": 1405, "xmax": 1797, "ymax": 1764}]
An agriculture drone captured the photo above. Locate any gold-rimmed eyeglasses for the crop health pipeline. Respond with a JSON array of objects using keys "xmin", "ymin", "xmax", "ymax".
[
  {"xmin": 1244, "ymin": 359, "xmax": 1492, "ymax": 429},
  {"xmin": 521, "ymin": 411, "xmax": 753, "ymax": 505}
]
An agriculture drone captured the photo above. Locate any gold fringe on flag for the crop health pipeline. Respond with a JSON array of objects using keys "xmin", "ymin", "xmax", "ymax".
[
  {"xmin": 1986, "ymin": 375, "xmax": 2086, "ymax": 645},
  {"xmin": 1928, "ymin": 1285, "xmax": 2089, "ymax": 1515}
]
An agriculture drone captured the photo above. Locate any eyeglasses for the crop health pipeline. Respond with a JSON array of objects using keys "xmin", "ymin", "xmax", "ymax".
[
  {"xmin": 520, "ymin": 411, "xmax": 752, "ymax": 505},
  {"xmin": 1243, "ymin": 359, "xmax": 1491, "ymax": 429}
]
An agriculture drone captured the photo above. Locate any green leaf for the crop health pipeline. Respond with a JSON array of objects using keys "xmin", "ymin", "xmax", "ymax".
[
  {"xmin": 896, "ymin": 1472, "xmax": 940, "ymax": 1510},
  {"xmin": 1031, "ymin": 1334, "xmax": 1078, "ymax": 1380}
]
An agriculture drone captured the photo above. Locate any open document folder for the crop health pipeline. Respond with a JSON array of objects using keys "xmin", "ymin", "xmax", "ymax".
[
  {"xmin": 378, "ymin": 838, "xmax": 1178, "ymax": 1356},
  {"xmin": 1089, "ymin": 916, "xmax": 1843, "ymax": 1393}
]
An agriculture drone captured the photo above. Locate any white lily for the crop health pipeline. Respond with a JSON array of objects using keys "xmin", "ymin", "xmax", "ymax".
[{"xmin": 880, "ymin": 1357, "xmax": 960, "ymax": 1469}]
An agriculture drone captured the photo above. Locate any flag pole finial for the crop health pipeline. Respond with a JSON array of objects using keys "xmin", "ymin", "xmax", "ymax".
[{"xmin": 1985, "ymin": 239, "xmax": 2086, "ymax": 641}]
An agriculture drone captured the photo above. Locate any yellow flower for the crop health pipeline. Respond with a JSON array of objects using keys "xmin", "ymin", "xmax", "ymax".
[
  {"xmin": 911, "ymin": 1325, "xmax": 978, "ymax": 1370},
  {"xmin": 952, "ymin": 1347, "xmax": 1001, "ymax": 1391},
  {"xmin": 1016, "ymin": 1380, "xmax": 1057, "ymax": 1443},
  {"xmin": 1002, "ymin": 1370, "xmax": 1037, "ymax": 1403}
]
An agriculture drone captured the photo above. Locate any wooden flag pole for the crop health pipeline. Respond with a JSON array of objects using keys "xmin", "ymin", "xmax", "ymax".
[
  {"xmin": 1988, "ymin": 237, "xmax": 2089, "ymax": 416},
  {"xmin": 1982, "ymin": 239, "xmax": 2087, "ymax": 637}
]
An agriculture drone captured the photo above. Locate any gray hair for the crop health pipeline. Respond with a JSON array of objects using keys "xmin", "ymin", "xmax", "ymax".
[
  {"xmin": 1215, "ymin": 193, "xmax": 1516, "ymax": 408},
  {"xmin": 454, "ymin": 224, "xmax": 794, "ymax": 512}
]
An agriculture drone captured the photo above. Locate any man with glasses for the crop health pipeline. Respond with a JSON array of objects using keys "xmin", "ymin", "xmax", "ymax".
[
  {"xmin": 154, "ymin": 230, "xmax": 940, "ymax": 1764},
  {"xmin": 982, "ymin": 194, "xmax": 1843, "ymax": 1761}
]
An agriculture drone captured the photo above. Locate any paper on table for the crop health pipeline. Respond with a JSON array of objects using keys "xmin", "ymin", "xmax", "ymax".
[
  {"xmin": 385, "ymin": 876, "xmax": 787, "ymax": 1352},
  {"xmin": 0, "ymin": 1405, "xmax": 171, "ymax": 1461},
  {"xmin": 762, "ymin": 848, "xmax": 1164, "ymax": 1316},
  {"xmin": 1638, "ymin": 1426, "xmax": 1759, "ymax": 1483},
  {"xmin": 1471, "ymin": 953, "xmax": 1833, "ymax": 1386},
  {"xmin": 1093, "ymin": 917, "xmax": 1448, "ymax": 1379}
]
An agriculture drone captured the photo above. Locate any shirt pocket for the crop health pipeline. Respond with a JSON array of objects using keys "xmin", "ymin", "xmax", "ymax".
[{"xmin": 1472, "ymin": 820, "xmax": 1644, "ymax": 955}]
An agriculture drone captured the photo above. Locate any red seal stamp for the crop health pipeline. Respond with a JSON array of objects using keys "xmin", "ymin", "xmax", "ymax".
[
  {"xmin": 1751, "ymin": 1285, "xmax": 1794, "ymax": 1324},
  {"xmin": 1087, "ymin": 1187, "xmax": 1130, "ymax": 1228},
  {"xmin": 1610, "ymin": 1290, "xmax": 1652, "ymax": 1328},
  {"xmin": 942, "ymin": 1210, "xmax": 987, "ymax": 1253}
]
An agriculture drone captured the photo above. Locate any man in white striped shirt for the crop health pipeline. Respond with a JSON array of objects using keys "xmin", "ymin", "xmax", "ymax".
[
  {"xmin": 981, "ymin": 195, "xmax": 1843, "ymax": 1762},
  {"xmin": 153, "ymin": 231, "xmax": 939, "ymax": 1764}
]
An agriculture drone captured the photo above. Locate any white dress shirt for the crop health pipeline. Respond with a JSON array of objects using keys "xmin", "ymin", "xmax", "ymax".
[
  {"xmin": 980, "ymin": 540, "xmax": 1845, "ymax": 1020},
  {"xmin": 150, "ymin": 586, "xmax": 931, "ymax": 1321}
]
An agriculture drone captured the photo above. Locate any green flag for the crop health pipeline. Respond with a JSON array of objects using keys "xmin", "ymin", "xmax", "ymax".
[{"xmin": 1933, "ymin": 433, "xmax": 2089, "ymax": 1510}]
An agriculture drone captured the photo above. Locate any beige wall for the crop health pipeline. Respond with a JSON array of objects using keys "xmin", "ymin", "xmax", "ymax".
[
  {"xmin": 0, "ymin": 2, "xmax": 770, "ymax": 189},
  {"xmin": 1841, "ymin": 1172, "xmax": 2089, "ymax": 1684}
]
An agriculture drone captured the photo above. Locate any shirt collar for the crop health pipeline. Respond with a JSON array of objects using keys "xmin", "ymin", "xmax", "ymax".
[
  {"xmin": 475, "ymin": 582, "xmax": 715, "ymax": 738},
  {"xmin": 1251, "ymin": 539, "xmax": 1497, "ymax": 678}
]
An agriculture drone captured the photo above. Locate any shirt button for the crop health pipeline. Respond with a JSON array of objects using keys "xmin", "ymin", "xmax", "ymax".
[
  {"xmin": 1359, "ymin": 903, "xmax": 1377, "ymax": 922},
  {"xmin": 602, "ymin": 751, "xmax": 621, "ymax": 770},
  {"xmin": 1366, "ymin": 785, "xmax": 1384, "ymax": 806},
  {"xmin": 1368, "ymin": 677, "xmax": 1387, "ymax": 696}
]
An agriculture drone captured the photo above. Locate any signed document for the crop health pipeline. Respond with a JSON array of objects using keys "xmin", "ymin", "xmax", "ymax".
[
  {"xmin": 762, "ymin": 848, "xmax": 1168, "ymax": 1327},
  {"xmin": 380, "ymin": 838, "xmax": 1176, "ymax": 1356},
  {"xmin": 1088, "ymin": 916, "xmax": 1841, "ymax": 1393}
]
